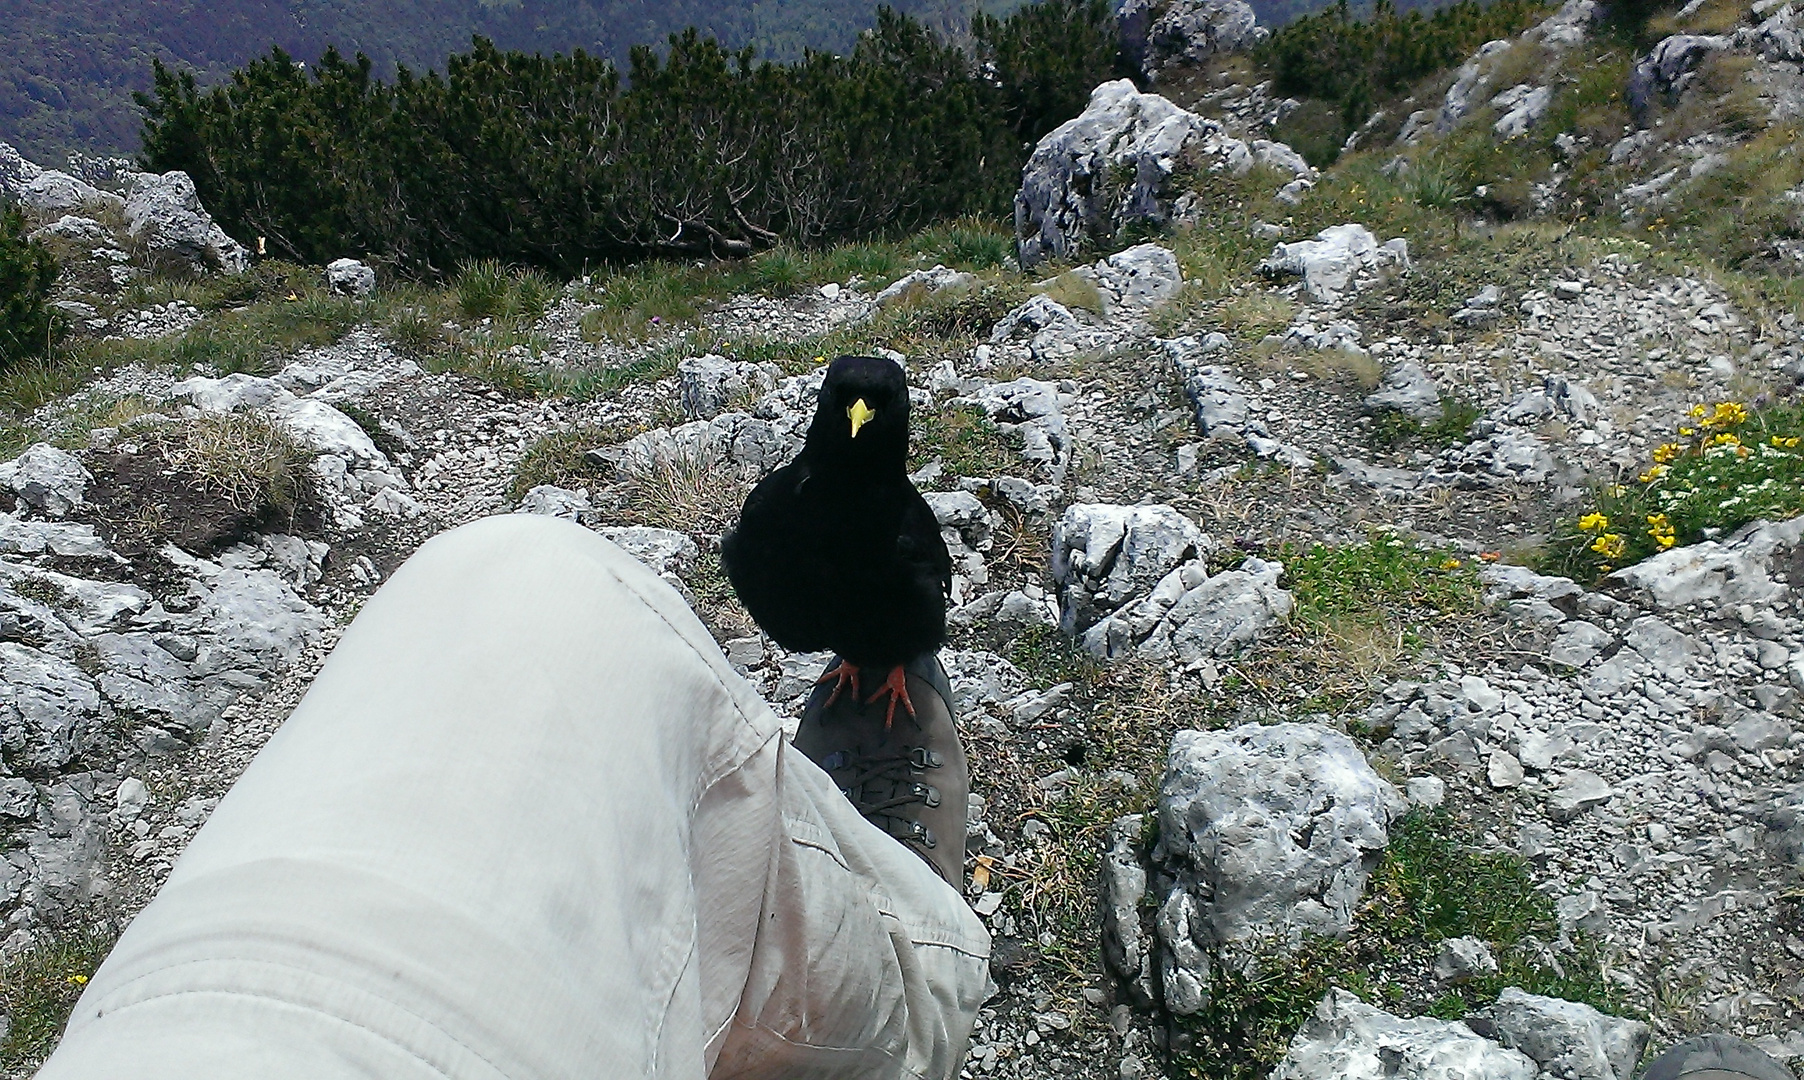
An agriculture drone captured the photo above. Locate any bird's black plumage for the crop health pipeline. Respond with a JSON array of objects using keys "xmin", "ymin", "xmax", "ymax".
[{"xmin": 722, "ymin": 355, "xmax": 951, "ymax": 677}]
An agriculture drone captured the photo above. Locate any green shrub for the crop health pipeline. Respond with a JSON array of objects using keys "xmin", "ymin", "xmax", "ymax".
[
  {"xmin": 0, "ymin": 207, "xmax": 62, "ymax": 369},
  {"xmin": 136, "ymin": 1, "xmax": 1117, "ymax": 274},
  {"xmin": 1548, "ymin": 398, "xmax": 1804, "ymax": 579}
]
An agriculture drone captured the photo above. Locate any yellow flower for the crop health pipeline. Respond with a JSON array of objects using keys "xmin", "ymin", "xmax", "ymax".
[
  {"xmin": 1441, "ymin": 557, "xmax": 1462, "ymax": 570},
  {"xmin": 1773, "ymin": 435, "xmax": 1802, "ymax": 449},
  {"xmin": 1711, "ymin": 432, "xmax": 1740, "ymax": 447},
  {"xmin": 1678, "ymin": 427, "xmax": 1696, "ymax": 437},
  {"xmin": 1578, "ymin": 512, "xmax": 1610, "ymax": 532},
  {"xmin": 66, "ymin": 973, "xmax": 88, "ymax": 986},
  {"xmin": 1689, "ymin": 404, "xmax": 1708, "ymax": 419},
  {"xmin": 1656, "ymin": 534, "xmax": 1677, "ymax": 548},
  {"xmin": 1589, "ymin": 533, "xmax": 1626, "ymax": 559},
  {"xmin": 1646, "ymin": 512, "xmax": 1671, "ymax": 529},
  {"xmin": 1652, "ymin": 443, "xmax": 1684, "ymax": 464},
  {"xmin": 1700, "ymin": 401, "xmax": 1747, "ymax": 429},
  {"xmin": 1639, "ymin": 464, "xmax": 1669, "ymax": 483}
]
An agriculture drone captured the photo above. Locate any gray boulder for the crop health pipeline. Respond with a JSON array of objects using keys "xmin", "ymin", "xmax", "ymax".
[
  {"xmin": 1627, "ymin": 35, "xmax": 1730, "ymax": 120},
  {"xmin": 326, "ymin": 258, "xmax": 375, "ymax": 298},
  {"xmin": 678, "ymin": 355, "xmax": 776, "ymax": 420},
  {"xmin": 1434, "ymin": 40, "xmax": 1512, "ymax": 136},
  {"xmin": 988, "ymin": 295, "xmax": 1114, "ymax": 362},
  {"xmin": 1051, "ymin": 502, "xmax": 1209, "ymax": 633},
  {"xmin": 1433, "ymin": 937, "xmax": 1498, "ymax": 984},
  {"xmin": 123, "ymin": 170, "xmax": 250, "ymax": 274},
  {"xmin": 516, "ymin": 484, "xmax": 592, "ymax": 519},
  {"xmin": 3, "ymin": 443, "xmax": 93, "ymax": 519},
  {"xmin": 1154, "ymin": 724, "xmax": 1404, "ymax": 1012},
  {"xmin": 954, "ymin": 378, "xmax": 1072, "ymax": 470},
  {"xmin": 1015, "ymin": 80, "xmax": 1309, "ymax": 267},
  {"xmin": 18, "ymin": 171, "xmax": 113, "ymax": 216},
  {"xmin": 595, "ymin": 526, "xmax": 699, "ymax": 576},
  {"xmin": 873, "ymin": 265, "xmax": 977, "ymax": 306},
  {"xmin": 1490, "ymin": 84, "xmax": 1553, "ymax": 138},
  {"xmin": 0, "ymin": 644, "xmax": 106, "ymax": 774},
  {"xmin": 1272, "ymin": 990, "xmax": 1539, "ymax": 1080},
  {"xmin": 1072, "ymin": 243, "xmax": 1185, "ymax": 315},
  {"xmin": 1102, "ymin": 813, "xmax": 1156, "ymax": 1003},
  {"xmin": 0, "ymin": 140, "xmax": 43, "ymax": 198},
  {"xmin": 1261, "ymin": 224, "xmax": 1410, "ymax": 303},
  {"xmin": 1082, "ymin": 556, "xmax": 1293, "ymax": 663},
  {"xmin": 1610, "ymin": 515, "xmax": 1803, "ymax": 613},
  {"xmin": 1479, "ymin": 988, "xmax": 1650, "ymax": 1080},
  {"xmin": 1364, "ymin": 361, "xmax": 1442, "ymax": 421},
  {"xmin": 1121, "ymin": 0, "xmax": 1269, "ymax": 79}
]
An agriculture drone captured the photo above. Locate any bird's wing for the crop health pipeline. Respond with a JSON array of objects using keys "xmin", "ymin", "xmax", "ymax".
[
  {"xmin": 897, "ymin": 489, "xmax": 953, "ymax": 599},
  {"xmin": 723, "ymin": 462, "xmax": 830, "ymax": 652}
]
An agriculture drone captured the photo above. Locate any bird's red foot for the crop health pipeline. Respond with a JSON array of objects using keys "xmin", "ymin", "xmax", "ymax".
[
  {"xmin": 817, "ymin": 659, "xmax": 862, "ymax": 708},
  {"xmin": 865, "ymin": 665, "xmax": 917, "ymax": 729}
]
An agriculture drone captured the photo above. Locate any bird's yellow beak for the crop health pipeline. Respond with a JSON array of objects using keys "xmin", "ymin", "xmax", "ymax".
[{"xmin": 847, "ymin": 398, "xmax": 875, "ymax": 438}]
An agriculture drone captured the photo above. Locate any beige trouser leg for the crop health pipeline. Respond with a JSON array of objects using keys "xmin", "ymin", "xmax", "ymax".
[{"xmin": 35, "ymin": 514, "xmax": 991, "ymax": 1080}]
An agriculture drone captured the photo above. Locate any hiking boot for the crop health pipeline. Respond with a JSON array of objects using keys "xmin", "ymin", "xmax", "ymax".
[
  {"xmin": 793, "ymin": 652, "xmax": 968, "ymax": 887},
  {"xmin": 1639, "ymin": 1036, "xmax": 1794, "ymax": 1080}
]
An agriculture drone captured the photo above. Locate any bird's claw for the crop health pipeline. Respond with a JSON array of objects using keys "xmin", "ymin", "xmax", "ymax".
[
  {"xmin": 817, "ymin": 660, "xmax": 862, "ymax": 708},
  {"xmin": 865, "ymin": 666, "xmax": 916, "ymax": 730}
]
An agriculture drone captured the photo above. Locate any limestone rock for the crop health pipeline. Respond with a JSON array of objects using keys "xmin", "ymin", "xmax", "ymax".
[
  {"xmin": 2, "ymin": 444, "xmax": 93, "ymax": 519},
  {"xmin": 1271, "ymin": 990, "xmax": 1538, "ymax": 1080},
  {"xmin": 1627, "ymin": 35, "xmax": 1730, "ymax": 120},
  {"xmin": 1154, "ymin": 723, "xmax": 1404, "ymax": 1003},
  {"xmin": 874, "ymin": 265, "xmax": 977, "ymax": 306},
  {"xmin": 1433, "ymin": 937, "xmax": 1499, "ymax": 984},
  {"xmin": 1082, "ymin": 556, "xmax": 1293, "ymax": 663},
  {"xmin": 1480, "ymin": 988, "xmax": 1650, "ymax": 1080},
  {"xmin": 18, "ymin": 171, "xmax": 111, "ymax": 216},
  {"xmin": 1260, "ymin": 224, "xmax": 1410, "ymax": 304},
  {"xmin": 1610, "ymin": 515, "xmax": 1802, "ymax": 612},
  {"xmin": 1051, "ymin": 502, "xmax": 1209, "ymax": 633},
  {"xmin": 1015, "ymin": 80, "xmax": 1310, "ymax": 267},
  {"xmin": 678, "ymin": 355, "xmax": 776, "ymax": 420},
  {"xmin": 595, "ymin": 526, "xmax": 699, "ymax": 576},
  {"xmin": 123, "ymin": 170, "xmax": 249, "ymax": 274},
  {"xmin": 516, "ymin": 485, "xmax": 592, "ymax": 519},
  {"xmin": 326, "ymin": 258, "xmax": 375, "ymax": 298},
  {"xmin": 1121, "ymin": 0, "xmax": 1269, "ymax": 79},
  {"xmin": 1365, "ymin": 361, "xmax": 1443, "ymax": 421},
  {"xmin": 1073, "ymin": 243, "xmax": 1184, "ymax": 315}
]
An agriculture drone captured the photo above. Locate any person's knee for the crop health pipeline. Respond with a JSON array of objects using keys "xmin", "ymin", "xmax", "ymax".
[{"xmin": 402, "ymin": 513, "xmax": 632, "ymax": 586}]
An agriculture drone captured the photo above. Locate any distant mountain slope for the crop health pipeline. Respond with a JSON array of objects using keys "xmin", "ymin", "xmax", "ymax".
[{"xmin": 0, "ymin": 0, "xmax": 987, "ymax": 162}]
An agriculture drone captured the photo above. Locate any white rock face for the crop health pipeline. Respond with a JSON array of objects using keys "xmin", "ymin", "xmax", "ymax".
[
  {"xmin": 1051, "ymin": 502, "xmax": 1209, "ymax": 633},
  {"xmin": 1627, "ymin": 34, "xmax": 1730, "ymax": 118},
  {"xmin": 1155, "ymin": 726, "xmax": 1404, "ymax": 1013},
  {"xmin": 873, "ymin": 265, "xmax": 977, "ymax": 306},
  {"xmin": 123, "ymin": 170, "xmax": 249, "ymax": 274},
  {"xmin": 1365, "ymin": 361, "xmax": 1443, "ymax": 421},
  {"xmin": 1121, "ymin": 0, "xmax": 1269, "ymax": 78},
  {"xmin": 326, "ymin": 258, "xmax": 375, "ymax": 298},
  {"xmin": 0, "ymin": 139, "xmax": 44, "ymax": 197},
  {"xmin": 1072, "ymin": 243, "xmax": 1185, "ymax": 315},
  {"xmin": 1481, "ymin": 988, "xmax": 1650, "ymax": 1080},
  {"xmin": 1015, "ymin": 80, "xmax": 1311, "ymax": 267},
  {"xmin": 1610, "ymin": 515, "xmax": 1804, "ymax": 614},
  {"xmin": 3, "ymin": 444, "xmax": 93, "ymax": 519},
  {"xmin": 1490, "ymin": 84, "xmax": 1553, "ymax": 138},
  {"xmin": 677, "ymin": 355, "xmax": 776, "ymax": 420},
  {"xmin": 1082, "ymin": 556, "xmax": 1294, "ymax": 664},
  {"xmin": 18, "ymin": 171, "xmax": 112, "ymax": 216},
  {"xmin": 1261, "ymin": 224, "xmax": 1410, "ymax": 303},
  {"xmin": 594, "ymin": 526, "xmax": 699, "ymax": 576},
  {"xmin": 1271, "ymin": 990, "xmax": 1539, "ymax": 1080},
  {"xmin": 516, "ymin": 484, "xmax": 592, "ymax": 519}
]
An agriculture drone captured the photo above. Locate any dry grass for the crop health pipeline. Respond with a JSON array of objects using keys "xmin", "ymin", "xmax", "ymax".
[
  {"xmin": 618, "ymin": 446, "xmax": 751, "ymax": 537},
  {"xmin": 1035, "ymin": 270, "xmax": 1107, "ymax": 316},
  {"xmin": 130, "ymin": 413, "xmax": 314, "ymax": 515},
  {"xmin": 1255, "ymin": 343, "xmax": 1384, "ymax": 392},
  {"xmin": 1215, "ymin": 290, "xmax": 1299, "ymax": 341}
]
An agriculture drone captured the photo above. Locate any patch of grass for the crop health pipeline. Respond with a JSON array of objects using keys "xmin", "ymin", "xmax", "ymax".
[
  {"xmin": 1545, "ymin": 397, "xmax": 1804, "ymax": 580},
  {"xmin": 0, "ymin": 921, "xmax": 117, "ymax": 1070},
  {"xmin": 1217, "ymin": 291, "xmax": 1298, "ymax": 341},
  {"xmin": 910, "ymin": 403, "xmax": 1022, "ymax": 483},
  {"xmin": 131, "ymin": 412, "xmax": 315, "ymax": 515},
  {"xmin": 11, "ymin": 574, "xmax": 73, "ymax": 609},
  {"xmin": 1036, "ymin": 270, "xmax": 1106, "ymax": 316},
  {"xmin": 1366, "ymin": 396, "xmax": 1480, "ymax": 449},
  {"xmin": 616, "ymin": 444, "xmax": 750, "ymax": 536},
  {"xmin": 454, "ymin": 260, "xmax": 555, "ymax": 322},
  {"xmin": 508, "ymin": 421, "xmax": 649, "ymax": 501},
  {"xmin": 1173, "ymin": 808, "xmax": 1625, "ymax": 1080},
  {"xmin": 1283, "ymin": 531, "xmax": 1482, "ymax": 623}
]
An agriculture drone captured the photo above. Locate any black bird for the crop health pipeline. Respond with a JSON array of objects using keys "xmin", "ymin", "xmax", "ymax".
[{"xmin": 722, "ymin": 355, "xmax": 951, "ymax": 727}]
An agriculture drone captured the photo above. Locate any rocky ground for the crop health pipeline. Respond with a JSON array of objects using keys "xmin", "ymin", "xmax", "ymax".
[{"xmin": 6, "ymin": 0, "xmax": 1804, "ymax": 1074}]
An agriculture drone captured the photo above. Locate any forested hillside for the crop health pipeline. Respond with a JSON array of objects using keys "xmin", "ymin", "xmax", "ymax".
[{"xmin": 0, "ymin": 0, "xmax": 992, "ymax": 162}]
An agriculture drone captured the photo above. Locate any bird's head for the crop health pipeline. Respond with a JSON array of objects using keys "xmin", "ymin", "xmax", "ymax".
[{"xmin": 806, "ymin": 355, "xmax": 911, "ymax": 472}]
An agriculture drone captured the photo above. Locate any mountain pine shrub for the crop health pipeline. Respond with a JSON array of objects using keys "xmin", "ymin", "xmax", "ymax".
[
  {"xmin": 137, "ymin": 1, "xmax": 1117, "ymax": 276},
  {"xmin": 0, "ymin": 207, "xmax": 61, "ymax": 369}
]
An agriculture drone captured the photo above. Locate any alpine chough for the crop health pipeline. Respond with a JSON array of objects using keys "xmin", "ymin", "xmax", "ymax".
[{"xmin": 722, "ymin": 355, "xmax": 951, "ymax": 726}]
